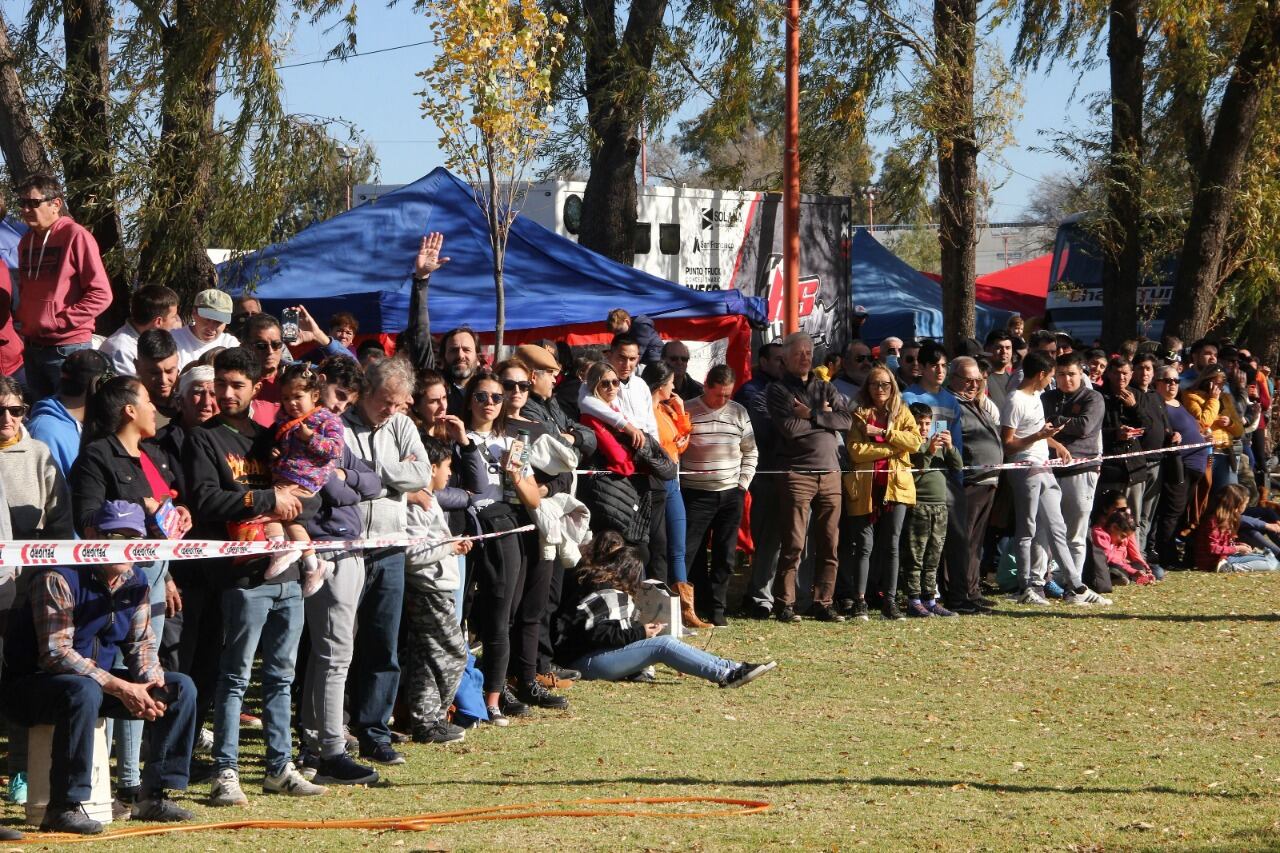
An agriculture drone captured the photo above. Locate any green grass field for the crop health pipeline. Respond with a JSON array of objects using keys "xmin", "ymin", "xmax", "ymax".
[{"xmin": 10, "ymin": 570, "xmax": 1280, "ymax": 851}]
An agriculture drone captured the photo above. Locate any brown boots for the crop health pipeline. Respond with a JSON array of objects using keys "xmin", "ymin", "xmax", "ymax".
[{"xmin": 675, "ymin": 582, "xmax": 712, "ymax": 629}]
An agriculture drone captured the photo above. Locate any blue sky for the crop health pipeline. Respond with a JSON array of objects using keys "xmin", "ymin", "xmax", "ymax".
[{"xmin": 4, "ymin": 0, "xmax": 1110, "ymax": 219}]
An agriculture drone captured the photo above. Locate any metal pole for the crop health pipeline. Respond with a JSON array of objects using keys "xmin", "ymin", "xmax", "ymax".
[
  {"xmin": 783, "ymin": 0, "xmax": 801, "ymax": 335},
  {"xmin": 640, "ymin": 119, "xmax": 648, "ymax": 186}
]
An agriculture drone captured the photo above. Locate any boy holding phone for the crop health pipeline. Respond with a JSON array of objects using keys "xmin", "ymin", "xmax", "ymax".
[
  {"xmin": 1002, "ymin": 351, "xmax": 1111, "ymax": 606},
  {"xmin": 902, "ymin": 403, "xmax": 963, "ymax": 617}
]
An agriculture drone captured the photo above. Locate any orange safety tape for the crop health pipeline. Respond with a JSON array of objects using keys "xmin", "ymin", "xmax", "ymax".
[{"xmin": 13, "ymin": 796, "xmax": 771, "ymax": 843}]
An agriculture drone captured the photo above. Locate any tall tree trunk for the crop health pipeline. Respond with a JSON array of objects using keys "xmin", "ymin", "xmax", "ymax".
[
  {"xmin": 136, "ymin": 0, "xmax": 219, "ymax": 305},
  {"xmin": 1246, "ymin": 282, "xmax": 1280, "ymax": 370},
  {"xmin": 52, "ymin": 0, "xmax": 127, "ymax": 330},
  {"xmin": 1100, "ymin": 0, "xmax": 1143, "ymax": 349},
  {"xmin": 0, "ymin": 10, "xmax": 50, "ymax": 185},
  {"xmin": 577, "ymin": 0, "xmax": 666, "ymax": 265},
  {"xmin": 1165, "ymin": 0, "xmax": 1280, "ymax": 342},
  {"xmin": 934, "ymin": 0, "xmax": 978, "ymax": 349}
]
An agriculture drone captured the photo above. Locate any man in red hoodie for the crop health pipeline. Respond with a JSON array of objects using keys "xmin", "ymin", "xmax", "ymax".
[{"xmin": 13, "ymin": 173, "xmax": 112, "ymax": 399}]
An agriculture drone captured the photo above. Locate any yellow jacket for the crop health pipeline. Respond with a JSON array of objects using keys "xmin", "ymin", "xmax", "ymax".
[
  {"xmin": 1182, "ymin": 389, "xmax": 1244, "ymax": 449},
  {"xmin": 843, "ymin": 404, "xmax": 921, "ymax": 516}
]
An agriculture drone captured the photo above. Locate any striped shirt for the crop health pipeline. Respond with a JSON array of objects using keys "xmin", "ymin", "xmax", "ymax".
[{"xmin": 680, "ymin": 398, "xmax": 758, "ymax": 492}]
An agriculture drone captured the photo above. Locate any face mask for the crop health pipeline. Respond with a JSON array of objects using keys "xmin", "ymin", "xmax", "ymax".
[{"xmin": 885, "ymin": 355, "xmax": 899, "ymax": 370}]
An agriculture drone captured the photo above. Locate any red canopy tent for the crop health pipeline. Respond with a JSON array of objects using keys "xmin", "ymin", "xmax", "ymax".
[{"xmin": 919, "ymin": 253, "xmax": 1051, "ymax": 320}]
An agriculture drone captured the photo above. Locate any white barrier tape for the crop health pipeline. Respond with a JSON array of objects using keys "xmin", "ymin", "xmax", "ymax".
[
  {"xmin": 0, "ymin": 525, "xmax": 537, "ymax": 568},
  {"xmin": 579, "ymin": 440, "xmax": 1217, "ymax": 477}
]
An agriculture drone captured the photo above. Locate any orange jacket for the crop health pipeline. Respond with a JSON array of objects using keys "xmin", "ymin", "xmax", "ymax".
[{"xmin": 654, "ymin": 397, "xmax": 692, "ymax": 463}]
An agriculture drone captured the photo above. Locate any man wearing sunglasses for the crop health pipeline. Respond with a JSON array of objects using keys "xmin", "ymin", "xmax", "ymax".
[
  {"xmin": 243, "ymin": 309, "xmax": 351, "ymax": 427},
  {"xmin": 662, "ymin": 341, "xmax": 703, "ymax": 402},
  {"xmin": 12, "ymin": 173, "xmax": 113, "ymax": 400},
  {"xmin": 832, "ymin": 340, "xmax": 873, "ymax": 403}
]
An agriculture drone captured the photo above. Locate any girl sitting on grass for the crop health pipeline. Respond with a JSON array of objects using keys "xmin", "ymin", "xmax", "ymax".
[
  {"xmin": 1194, "ymin": 484, "xmax": 1280, "ymax": 572},
  {"xmin": 1090, "ymin": 510, "xmax": 1155, "ymax": 586},
  {"xmin": 555, "ymin": 532, "xmax": 776, "ymax": 688}
]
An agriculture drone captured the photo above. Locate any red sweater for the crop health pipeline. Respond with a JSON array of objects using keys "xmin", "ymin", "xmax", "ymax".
[
  {"xmin": 15, "ymin": 216, "xmax": 112, "ymax": 345},
  {"xmin": 582, "ymin": 413, "xmax": 636, "ymax": 476},
  {"xmin": 1194, "ymin": 519, "xmax": 1238, "ymax": 571},
  {"xmin": 0, "ymin": 265, "xmax": 24, "ymax": 375}
]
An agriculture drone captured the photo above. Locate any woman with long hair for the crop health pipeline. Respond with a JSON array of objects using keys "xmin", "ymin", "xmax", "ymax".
[
  {"xmin": 555, "ymin": 531, "xmax": 776, "ymax": 686},
  {"xmin": 68, "ymin": 374, "xmax": 192, "ymax": 811},
  {"xmin": 1154, "ymin": 364, "xmax": 1209, "ymax": 565},
  {"xmin": 1194, "ymin": 484, "xmax": 1279, "ymax": 572},
  {"xmin": 842, "ymin": 363, "xmax": 921, "ymax": 621},
  {"xmin": 1182, "ymin": 366, "xmax": 1244, "ymax": 493}
]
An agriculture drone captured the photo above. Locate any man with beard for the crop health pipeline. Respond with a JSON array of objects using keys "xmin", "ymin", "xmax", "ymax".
[{"xmin": 441, "ymin": 326, "xmax": 479, "ymax": 416}]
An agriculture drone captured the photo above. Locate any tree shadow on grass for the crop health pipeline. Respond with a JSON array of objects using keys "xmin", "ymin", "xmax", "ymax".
[
  {"xmin": 986, "ymin": 609, "xmax": 1280, "ymax": 623},
  {"xmin": 398, "ymin": 774, "xmax": 1260, "ymax": 799}
]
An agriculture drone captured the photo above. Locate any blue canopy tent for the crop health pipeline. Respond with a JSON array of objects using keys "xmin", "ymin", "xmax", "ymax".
[
  {"xmin": 218, "ymin": 168, "xmax": 765, "ymax": 341},
  {"xmin": 851, "ymin": 228, "xmax": 1009, "ymax": 343}
]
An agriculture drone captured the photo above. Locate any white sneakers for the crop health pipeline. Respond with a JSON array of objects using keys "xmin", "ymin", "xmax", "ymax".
[
  {"xmin": 1016, "ymin": 588, "xmax": 1050, "ymax": 605},
  {"xmin": 209, "ymin": 769, "xmax": 248, "ymax": 807},
  {"xmin": 1067, "ymin": 588, "xmax": 1113, "ymax": 606},
  {"xmin": 264, "ymin": 762, "xmax": 329, "ymax": 797},
  {"xmin": 211, "ymin": 763, "xmax": 328, "ymax": 806}
]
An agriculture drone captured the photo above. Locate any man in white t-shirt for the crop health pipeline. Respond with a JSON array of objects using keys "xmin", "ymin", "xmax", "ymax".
[
  {"xmin": 173, "ymin": 289, "xmax": 239, "ymax": 368},
  {"xmin": 1000, "ymin": 349, "xmax": 1110, "ymax": 607}
]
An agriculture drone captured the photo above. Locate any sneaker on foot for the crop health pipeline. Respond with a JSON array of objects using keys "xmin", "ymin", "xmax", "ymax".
[
  {"xmin": 720, "ymin": 661, "xmax": 778, "ymax": 688},
  {"xmin": 499, "ymin": 685, "xmax": 531, "ymax": 716},
  {"xmin": 805, "ymin": 602, "xmax": 847, "ymax": 622},
  {"xmin": 264, "ymin": 547, "xmax": 300, "ymax": 580},
  {"xmin": 358, "ymin": 742, "xmax": 406, "ymax": 766},
  {"xmin": 8, "ymin": 771, "xmax": 26, "ymax": 805},
  {"xmin": 240, "ymin": 712, "xmax": 263, "ymax": 729},
  {"xmin": 1017, "ymin": 587, "xmax": 1050, "ymax": 605},
  {"xmin": 905, "ymin": 600, "xmax": 932, "ymax": 618},
  {"xmin": 209, "ymin": 768, "xmax": 249, "ymax": 807},
  {"xmin": 926, "ymin": 601, "xmax": 957, "ymax": 617},
  {"xmin": 852, "ymin": 599, "xmax": 870, "ymax": 621},
  {"xmin": 1067, "ymin": 587, "xmax": 1113, "ymax": 606},
  {"xmin": 484, "ymin": 706, "xmax": 511, "ymax": 727},
  {"xmin": 196, "ymin": 726, "xmax": 214, "ymax": 753},
  {"xmin": 516, "ymin": 679, "xmax": 569, "ymax": 710},
  {"xmin": 836, "ymin": 598, "xmax": 856, "ymax": 616},
  {"xmin": 312, "ymin": 753, "xmax": 379, "ymax": 786},
  {"xmin": 774, "ymin": 606, "xmax": 802, "ymax": 623},
  {"xmin": 264, "ymin": 762, "xmax": 328, "ymax": 797},
  {"xmin": 413, "ymin": 719, "xmax": 466, "ymax": 744},
  {"xmin": 297, "ymin": 748, "xmax": 320, "ymax": 781},
  {"xmin": 1043, "ymin": 579, "xmax": 1066, "ymax": 599},
  {"xmin": 882, "ymin": 601, "xmax": 906, "ymax": 621},
  {"xmin": 40, "ymin": 802, "xmax": 102, "ymax": 835},
  {"xmin": 132, "ymin": 791, "xmax": 194, "ymax": 822}
]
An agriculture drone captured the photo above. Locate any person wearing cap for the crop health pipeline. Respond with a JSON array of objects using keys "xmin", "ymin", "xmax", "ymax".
[
  {"xmin": 26, "ymin": 348, "xmax": 113, "ymax": 478},
  {"xmin": 852, "ymin": 304, "xmax": 868, "ymax": 339},
  {"xmin": 518, "ymin": 344, "xmax": 595, "ymax": 460},
  {"xmin": 173, "ymin": 289, "xmax": 240, "ymax": 369},
  {"xmin": 99, "ymin": 285, "xmax": 181, "ymax": 377},
  {"xmin": 1, "ymin": 500, "xmax": 198, "ymax": 834}
]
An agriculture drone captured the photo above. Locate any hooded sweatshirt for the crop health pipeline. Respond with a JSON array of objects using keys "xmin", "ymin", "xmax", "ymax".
[
  {"xmin": 0, "ymin": 265, "xmax": 24, "ymax": 375},
  {"xmin": 25, "ymin": 397, "xmax": 81, "ymax": 478},
  {"xmin": 15, "ymin": 216, "xmax": 112, "ymax": 345},
  {"xmin": 341, "ymin": 409, "xmax": 431, "ymax": 538}
]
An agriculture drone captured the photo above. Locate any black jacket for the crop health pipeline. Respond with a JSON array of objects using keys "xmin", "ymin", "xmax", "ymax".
[
  {"xmin": 674, "ymin": 374, "xmax": 704, "ymax": 402},
  {"xmin": 1100, "ymin": 388, "xmax": 1148, "ymax": 485},
  {"xmin": 765, "ymin": 372, "xmax": 852, "ymax": 470},
  {"xmin": 523, "ymin": 392, "xmax": 596, "ymax": 462},
  {"xmin": 70, "ymin": 435, "xmax": 178, "ymax": 536}
]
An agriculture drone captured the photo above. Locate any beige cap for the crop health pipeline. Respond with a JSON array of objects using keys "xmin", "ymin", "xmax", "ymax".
[
  {"xmin": 515, "ymin": 344, "xmax": 560, "ymax": 373},
  {"xmin": 195, "ymin": 289, "xmax": 233, "ymax": 324}
]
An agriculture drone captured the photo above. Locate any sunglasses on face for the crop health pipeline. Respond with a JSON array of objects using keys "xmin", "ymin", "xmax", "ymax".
[
  {"xmin": 901, "ymin": 356, "xmax": 917, "ymax": 364},
  {"xmin": 500, "ymin": 379, "xmax": 531, "ymax": 393},
  {"xmin": 868, "ymin": 381, "xmax": 893, "ymax": 390},
  {"xmin": 0, "ymin": 405, "xmax": 27, "ymax": 418},
  {"xmin": 253, "ymin": 340, "xmax": 285, "ymax": 351},
  {"xmin": 17, "ymin": 197, "xmax": 54, "ymax": 209},
  {"xmin": 472, "ymin": 392, "xmax": 503, "ymax": 405},
  {"xmin": 596, "ymin": 379, "xmax": 621, "ymax": 389}
]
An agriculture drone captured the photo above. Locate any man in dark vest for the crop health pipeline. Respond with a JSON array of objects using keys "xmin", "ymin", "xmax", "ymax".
[{"xmin": 1, "ymin": 501, "xmax": 197, "ymax": 835}]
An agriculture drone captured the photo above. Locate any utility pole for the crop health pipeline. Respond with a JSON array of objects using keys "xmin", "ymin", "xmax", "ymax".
[
  {"xmin": 783, "ymin": 0, "xmax": 801, "ymax": 335},
  {"xmin": 339, "ymin": 147, "xmax": 355, "ymax": 211},
  {"xmin": 859, "ymin": 185, "xmax": 880, "ymax": 231}
]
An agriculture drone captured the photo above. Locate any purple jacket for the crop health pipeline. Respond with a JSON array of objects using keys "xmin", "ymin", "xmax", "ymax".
[{"xmin": 273, "ymin": 407, "xmax": 344, "ymax": 492}]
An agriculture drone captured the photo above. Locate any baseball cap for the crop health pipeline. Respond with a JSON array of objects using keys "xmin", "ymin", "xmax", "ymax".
[
  {"xmin": 60, "ymin": 348, "xmax": 113, "ymax": 384},
  {"xmin": 194, "ymin": 289, "xmax": 233, "ymax": 324},
  {"xmin": 94, "ymin": 500, "xmax": 147, "ymax": 537},
  {"xmin": 515, "ymin": 344, "xmax": 560, "ymax": 373}
]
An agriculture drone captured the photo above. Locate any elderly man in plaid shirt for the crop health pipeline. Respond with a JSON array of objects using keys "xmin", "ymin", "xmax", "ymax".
[{"xmin": 0, "ymin": 501, "xmax": 197, "ymax": 835}]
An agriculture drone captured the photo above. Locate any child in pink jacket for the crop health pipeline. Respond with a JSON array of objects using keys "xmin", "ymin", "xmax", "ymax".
[{"xmin": 1091, "ymin": 510, "xmax": 1155, "ymax": 586}]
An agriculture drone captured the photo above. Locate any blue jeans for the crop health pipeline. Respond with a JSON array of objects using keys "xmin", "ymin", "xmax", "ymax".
[
  {"xmin": 1221, "ymin": 551, "xmax": 1279, "ymax": 572},
  {"xmin": 571, "ymin": 635, "xmax": 736, "ymax": 683},
  {"xmin": 353, "ymin": 548, "xmax": 405, "ymax": 750},
  {"xmin": 663, "ymin": 479, "xmax": 688, "ymax": 584},
  {"xmin": 1211, "ymin": 452, "xmax": 1238, "ymax": 492},
  {"xmin": 22, "ymin": 342, "xmax": 90, "ymax": 401},
  {"xmin": 1, "ymin": 671, "xmax": 194, "ymax": 804},
  {"xmin": 112, "ymin": 561, "xmax": 168, "ymax": 788},
  {"xmin": 213, "ymin": 581, "xmax": 303, "ymax": 776}
]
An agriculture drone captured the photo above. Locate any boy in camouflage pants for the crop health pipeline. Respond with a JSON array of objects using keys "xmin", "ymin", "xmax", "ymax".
[{"xmin": 903, "ymin": 403, "xmax": 963, "ymax": 617}]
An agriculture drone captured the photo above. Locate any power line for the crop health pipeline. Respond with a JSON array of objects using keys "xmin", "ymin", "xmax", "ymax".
[{"xmin": 277, "ymin": 39, "xmax": 433, "ymax": 70}]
